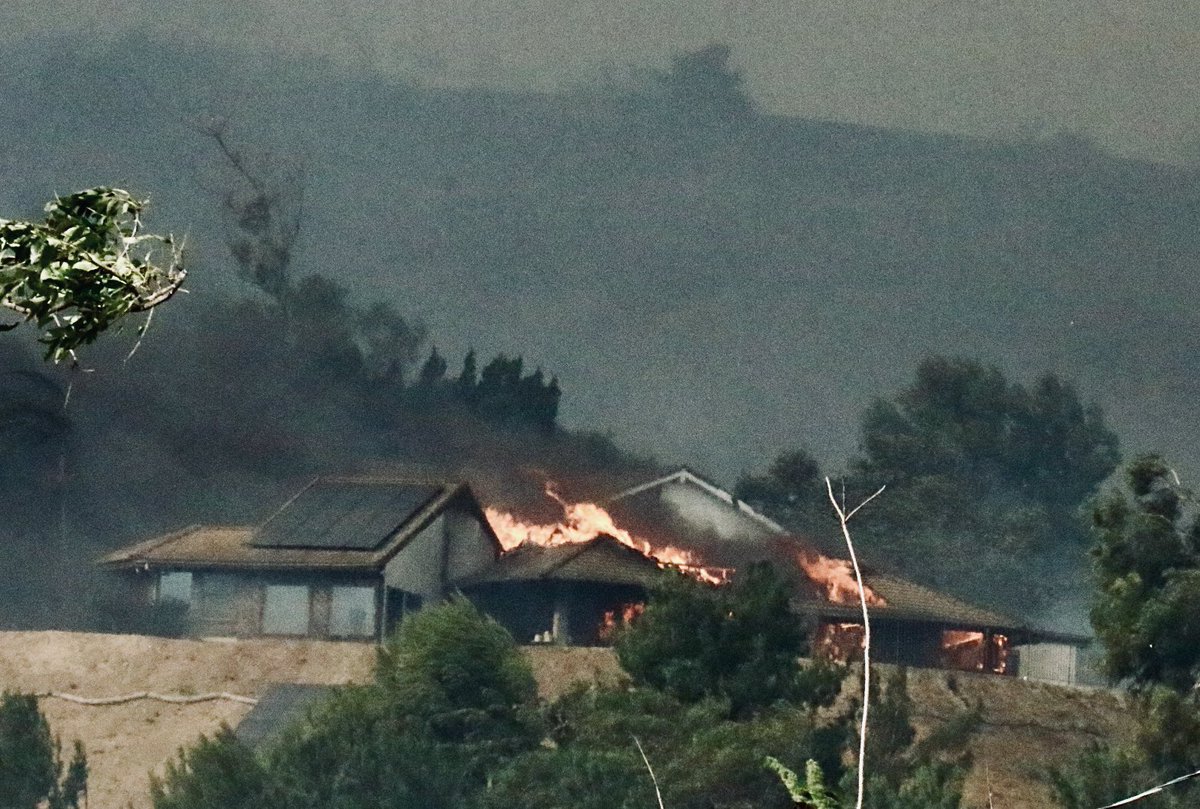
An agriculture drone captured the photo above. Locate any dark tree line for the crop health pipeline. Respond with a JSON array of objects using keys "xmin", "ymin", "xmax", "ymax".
[
  {"xmin": 737, "ymin": 356, "xmax": 1121, "ymax": 620},
  {"xmin": 414, "ymin": 348, "xmax": 560, "ymax": 432}
]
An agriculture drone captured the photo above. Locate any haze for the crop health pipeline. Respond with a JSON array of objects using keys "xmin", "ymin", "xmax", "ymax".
[{"xmin": 9, "ymin": 0, "xmax": 1200, "ymax": 163}]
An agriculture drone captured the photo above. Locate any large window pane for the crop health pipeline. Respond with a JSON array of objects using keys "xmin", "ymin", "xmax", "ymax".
[
  {"xmin": 330, "ymin": 586, "xmax": 376, "ymax": 638},
  {"xmin": 262, "ymin": 585, "xmax": 310, "ymax": 635},
  {"xmin": 158, "ymin": 572, "xmax": 192, "ymax": 604}
]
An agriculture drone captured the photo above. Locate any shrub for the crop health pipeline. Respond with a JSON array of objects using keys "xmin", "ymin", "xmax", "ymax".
[
  {"xmin": 0, "ymin": 692, "xmax": 88, "ymax": 809},
  {"xmin": 616, "ymin": 562, "xmax": 836, "ymax": 717}
]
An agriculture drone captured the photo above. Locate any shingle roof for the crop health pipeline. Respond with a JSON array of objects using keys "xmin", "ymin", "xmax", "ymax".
[
  {"xmin": 803, "ymin": 572, "xmax": 1019, "ymax": 629},
  {"xmin": 97, "ymin": 525, "xmax": 380, "ymax": 571},
  {"xmin": 98, "ymin": 476, "xmax": 497, "ymax": 572},
  {"xmin": 457, "ymin": 536, "xmax": 663, "ymax": 588}
]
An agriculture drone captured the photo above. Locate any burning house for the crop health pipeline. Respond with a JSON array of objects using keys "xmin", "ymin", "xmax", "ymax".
[
  {"xmin": 98, "ymin": 468, "xmax": 1087, "ymax": 683},
  {"xmin": 472, "ymin": 468, "xmax": 1087, "ymax": 683}
]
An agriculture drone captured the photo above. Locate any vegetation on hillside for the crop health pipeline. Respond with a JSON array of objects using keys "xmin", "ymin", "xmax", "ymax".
[
  {"xmin": 1049, "ymin": 455, "xmax": 1200, "ymax": 808},
  {"xmin": 149, "ymin": 576, "xmax": 979, "ymax": 809}
]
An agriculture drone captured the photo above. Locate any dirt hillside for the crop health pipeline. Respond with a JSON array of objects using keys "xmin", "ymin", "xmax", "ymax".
[{"xmin": 0, "ymin": 632, "xmax": 1123, "ymax": 809}]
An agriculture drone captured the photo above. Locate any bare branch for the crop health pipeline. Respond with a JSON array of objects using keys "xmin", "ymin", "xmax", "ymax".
[
  {"xmin": 633, "ymin": 736, "xmax": 666, "ymax": 809},
  {"xmin": 1095, "ymin": 765, "xmax": 1200, "ymax": 808},
  {"xmin": 826, "ymin": 476, "xmax": 883, "ymax": 809},
  {"xmin": 845, "ymin": 484, "xmax": 886, "ymax": 522}
]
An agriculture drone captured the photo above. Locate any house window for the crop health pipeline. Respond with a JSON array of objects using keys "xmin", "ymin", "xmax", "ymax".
[
  {"xmin": 262, "ymin": 585, "xmax": 311, "ymax": 635},
  {"xmin": 158, "ymin": 572, "xmax": 192, "ymax": 605},
  {"xmin": 329, "ymin": 586, "xmax": 376, "ymax": 638}
]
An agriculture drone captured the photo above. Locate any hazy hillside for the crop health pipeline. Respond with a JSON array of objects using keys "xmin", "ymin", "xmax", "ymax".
[
  {"xmin": 5, "ymin": 31, "xmax": 1196, "ymax": 482},
  {"xmin": 2, "ymin": 30, "xmax": 1199, "ymax": 631}
]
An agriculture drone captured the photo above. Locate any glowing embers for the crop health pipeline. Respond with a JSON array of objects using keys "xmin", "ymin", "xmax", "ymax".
[
  {"xmin": 939, "ymin": 630, "xmax": 1009, "ymax": 674},
  {"xmin": 598, "ymin": 602, "xmax": 645, "ymax": 643},
  {"xmin": 816, "ymin": 621, "xmax": 867, "ymax": 662},
  {"xmin": 484, "ymin": 485, "xmax": 731, "ymax": 585},
  {"xmin": 795, "ymin": 549, "xmax": 886, "ymax": 606}
]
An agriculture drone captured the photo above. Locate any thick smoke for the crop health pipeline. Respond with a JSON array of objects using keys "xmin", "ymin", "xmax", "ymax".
[{"xmin": 1, "ymin": 25, "xmax": 1195, "ymax": 633}]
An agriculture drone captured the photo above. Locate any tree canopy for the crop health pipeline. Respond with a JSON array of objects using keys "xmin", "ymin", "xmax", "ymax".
[
  {"xmin": 853, "ymin": 356, "xmax": 1118, "ymax": 617},
  {"xmin": 615, "ymin": 563, "xmax": 840, "ymax": 718},
  {"xmin": 0, "ymin": 187, "xmax": 185, "ymax": 362},
  {"xmin": 1090, "ymin": 454, "xmax": 1200, "ymax": 691},
  {"xmin": 740, "ymin": 357, "xmax": 1119, "ymax": 619}
]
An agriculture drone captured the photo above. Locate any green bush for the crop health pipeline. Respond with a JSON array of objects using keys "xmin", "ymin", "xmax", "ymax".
[
  {"xmin": 615, "ymin": 562, "xmax": 836, "ymax": 717},
  {"xmin": 503, "ymin": 682, "xmax": 849, "ymax": 809},
  {"xmin": 152, "ymin": 598, "xmax": 541, "ymax": 809},
  {"xmin": 150, "ymin": 728, "xmax": 266, "ymax": 809},
  {"xmin": 0, "ymin": 693, "xmax": 88, "ymax": 809}
]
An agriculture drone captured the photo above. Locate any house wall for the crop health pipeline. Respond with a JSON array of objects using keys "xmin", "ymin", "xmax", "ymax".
[
  {"xmin": 443, "ymin": 502, "xmax": 497, "ymax": 581},
  {"xmin": 657, "ymin": 482, "xmax": 776, "ymax": 542},
  {"xmin": 384, "ymin": 516, "xmax": 445, "ymax": 598},
  {"xmin": 817, "ymin": 619, "xmax": 1015, "ymax": 675},
  {"xmin": 156, "ymin": 570, "xmax": 381, "ymax": 641},
  {"xmin": 1014, "ymin": 642, "xmax": 1079, "ymax": 685},
  {"xmin": 464, "ymin": 581, "xmax": 646, "ymax": 647},
  {"xmin": 383, "ymin": 495, "xmax": 498, "ymax": 600}
]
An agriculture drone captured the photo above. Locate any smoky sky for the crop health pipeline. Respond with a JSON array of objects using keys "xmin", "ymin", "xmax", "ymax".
[
  {"xmin": 8, "ymin": 0, "xmax": 1200, "ymax": 163},
  {"xmin": 2, "ymin": 0, "xmax": 1199, "ymax": 491}
]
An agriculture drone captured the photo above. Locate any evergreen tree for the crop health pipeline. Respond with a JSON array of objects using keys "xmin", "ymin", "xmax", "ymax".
[
  {"xmin": 0, "ymin": 693, "xmax": 88, "ymax": 809},
  {"xmin": 616, "ymin": 563, "xmax": 840, "ymax": 718},
  {"xmin": 736, "ymin": 449, "xmax": 826, "ymax": 536},
  {"xmin": 848, "ymin": 355, "xmax": 1119, "ymax": 618},
  {"xmin": 417, "ymin": 346, "xmax": 448, "ymax": 387},
  {"xmin": 458, "ymin": 348, "xmax": 478, "ymax": 389}
]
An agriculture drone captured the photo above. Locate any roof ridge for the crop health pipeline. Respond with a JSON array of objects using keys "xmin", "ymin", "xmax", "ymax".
[{"xmin": 609, "ymin": 467, "xmax": 787, "ymax": 534}]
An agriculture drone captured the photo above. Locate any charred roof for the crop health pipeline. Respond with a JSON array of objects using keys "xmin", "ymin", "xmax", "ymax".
[{"xmin": 456, "ymin": 535, "xmax": 663, "ymax": 588}]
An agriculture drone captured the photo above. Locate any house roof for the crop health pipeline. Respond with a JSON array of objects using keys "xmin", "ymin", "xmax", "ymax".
[
  {"xmin": 610, "ymin": 467, "xmax": 787, "ymax": 534},
  {"xmin": 457, "ymin": 535, "xmax": 664, "ymax": 588},
  {"xmin": 807, "ymin": 573, "xmax": 1018, "ymax": 629},
  {"xmin": 97, "ymin": 476, "xmax": 498, "ymax": 573},
  {"xmin": 252, "ymin": 479, "xmax": 444, "ymax": 551}
]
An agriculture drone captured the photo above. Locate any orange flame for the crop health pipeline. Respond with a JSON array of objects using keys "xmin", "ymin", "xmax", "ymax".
[
  {"xmin": 940, "ymin": 630, "xmax": 1009, "ymax": 674},
  {"xmin": 795, "ymin": 550, "xmax": 886, "ymax": 606},
  {"xmin": 598, "ymin": 602, "xmax": 645, "ymax": 642},
  {"xmin": 484, "ymin": 485, "xmax": 731, "ymax": 585},
  {"xmin": 815, "ymin": 621, "xmax": 866, "ymax": 662}
]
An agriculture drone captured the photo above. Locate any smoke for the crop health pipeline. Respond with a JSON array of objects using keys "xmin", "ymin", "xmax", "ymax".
[
  {"xmin": 2, "ymin": 21, "xmax": 1199, "ymax": 630},
  {"xmin": 6, "ymin": 0, "xmax": 1198, "ymax": 162}
]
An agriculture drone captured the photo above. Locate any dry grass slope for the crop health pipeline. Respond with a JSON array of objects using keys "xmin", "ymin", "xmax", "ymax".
[{"xmin": 0, "ymin": 632, "xmax": 1124, "ymax": 809}]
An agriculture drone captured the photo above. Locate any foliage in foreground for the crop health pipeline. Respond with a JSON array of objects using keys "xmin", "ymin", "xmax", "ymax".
[
  {"xmin": 0, "ymin": 187, "xmax": 186, "ymax": 362},
  {"xmin": 615, "ymin": 562, "xmax": 842, "ymax": 718},
  {"xmin": 1090, "ymin": 454, "xmax": 1200, "ymax": 690},
  {"xmin": 0, "ymin": 692, "xmax": 88, "ymax": 809},
  {"xmin": 150, "ymin": 580, "xmax": 977, "ymax": 809},
  {"xmin": 1051, "ymin": 455, "xmax": 1200, "ymax": 807}
]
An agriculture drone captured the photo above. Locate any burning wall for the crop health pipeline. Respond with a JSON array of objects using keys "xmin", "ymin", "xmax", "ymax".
[
  {"xmin": 815, "ymin": 621, "xmax": 1011, "ymax": 675},
  {"xmin": 479, "ymin": 482, "xmax": 1013, "ymax": 676}
]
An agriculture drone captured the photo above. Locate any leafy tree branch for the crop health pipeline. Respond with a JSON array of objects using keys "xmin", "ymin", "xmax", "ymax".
[{"xmin": 0, "ymin": 187, "xmax": 186, "ymax": 362}]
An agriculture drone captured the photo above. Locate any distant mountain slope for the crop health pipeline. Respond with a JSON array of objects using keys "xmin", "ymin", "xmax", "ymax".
[{"xmin": 2, "ymin": 30, "xmax": 1198, "ymax": 485}]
